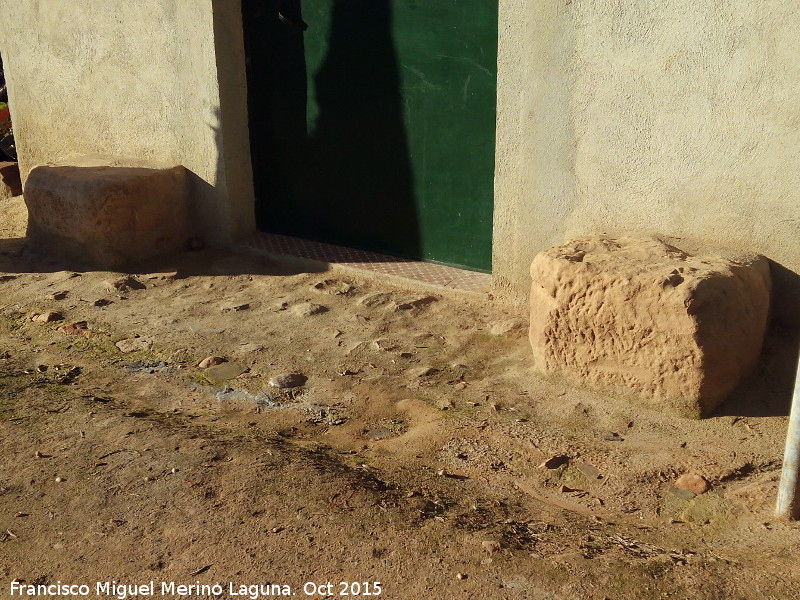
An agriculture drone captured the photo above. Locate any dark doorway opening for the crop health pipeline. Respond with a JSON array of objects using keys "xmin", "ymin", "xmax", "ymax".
[{"xmin": 242, "ymin": 0, "xmax": 497, "ymax": 273}]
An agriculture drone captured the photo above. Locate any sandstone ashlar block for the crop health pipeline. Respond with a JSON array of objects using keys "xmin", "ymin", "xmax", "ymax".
[
  {"xmin": 529, "ymin": 237, "xmax": 772, "ymax": 418},
  {"xmin": 24, "ymin": 162, "xmax": 190, "ymax": 270}
]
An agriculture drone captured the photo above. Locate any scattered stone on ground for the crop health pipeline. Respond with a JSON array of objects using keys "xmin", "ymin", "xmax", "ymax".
[
  {"xmin": 358, "ymin": 292, "xmax": 393, "ymax": 308},
  {"xmin": 408, "ymin": 366, "xmax": 439, "ymax": 378},
  {"xmin": 291, "ymin": 302, "xmax": 328, "ymax": 317},
  {"xmin": 577, "ymin": 463, "xmax": 601, "ymax": 480},
  {"xmin": 32, "ymin": 311, "xmax": 62, "ymax": 323},
  {"xmin": 395, "ymin": 296, "xmax": 438, "ymax": 311},
  {"xmin": 115, "ymin": 337, "xmax": 153, "ymax": 353},
  {"xmin": 57, "ymin": 321, "xmax": 104, "ymax": 338},
  {"xmin": 112, "ymin": 276, "xmax": 146, "ymax": 293},
  {"xmin": 204, "ymin": 362, "xmax": 248, "ymax": 384},
  {"xmin": 482, "ymin": 540, "xmax": 501, "ymax": 554},
  {"xmin": 313, "ymin": 279, "xmax": 355, "ymax": 295},
  {"xmin": 221, "ymin": 302, "xmax": 250, "ymax": 313},
  {"xmin": 198, "ymin": 356, "xmax": 227, "ymax": 369},
  {"xmin": 674, "ymin": 473, "xmax": 710, "ymax": 495},
  {"xmin": 124, "ymin": 361, "xmax": 169, "ymax": 373},
  {"xmin": 489, "ymin": 319, "xmax": 524, "ymax": 336},
  {"xmin": 269, "ymin": 373, "xmax": 308, "ymax": 389},
  {"xmin": 236, "ymin": 343, "xmax": 264, "ymax": 354},
  {"xmin": 372, "ymin": 339, "xmax": 397, "ymax": 351},
  {"xmin": 0, "ymin": 244, "xmax": 795, "ymax": 599},
  {"xmin": 437, "ymin": 399, "xmax": 453, "ymax": 411}
]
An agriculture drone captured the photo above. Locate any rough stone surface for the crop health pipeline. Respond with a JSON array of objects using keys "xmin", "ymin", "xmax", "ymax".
[
  {"xmin": 24, "ymin": 161, "xmax": 190, "ymax": 269},
  {"xmin": 530, "ymin": 237, "xmax": 771, "ymax": 417}
]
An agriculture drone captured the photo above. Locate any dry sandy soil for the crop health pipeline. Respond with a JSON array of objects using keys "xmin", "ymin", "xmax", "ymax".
[{"xmin": 0, "ymin": 198, "xmax": 799, "ymax": 599}]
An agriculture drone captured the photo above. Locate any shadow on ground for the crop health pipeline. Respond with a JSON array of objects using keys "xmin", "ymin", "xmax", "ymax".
[
  {"xmin": 712, "ymin": 321, "xmax": 800, "ymax": 418},
  {"xmin": 0, "ymin": 237, "xmax": 326, "ymax": 279}
]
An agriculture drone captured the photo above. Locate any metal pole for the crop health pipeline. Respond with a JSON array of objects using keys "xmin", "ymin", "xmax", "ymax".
[{"xmin": 776, "ymin": 353, "xmax": 800, "ymax": 519}]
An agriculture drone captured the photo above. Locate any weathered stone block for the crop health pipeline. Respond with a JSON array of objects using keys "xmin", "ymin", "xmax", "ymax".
[
  {"xmin": 529, "ymin": 237, "xmax": 771, "ymax": 417},
  {"xmin": 24, "ymin": 162, "xmax": 190, "ymax": 269}
]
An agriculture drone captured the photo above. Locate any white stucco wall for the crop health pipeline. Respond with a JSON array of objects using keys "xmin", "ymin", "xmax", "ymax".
[
  {"xmin": 0, "ymin": 0, "xmax": 255, "ymax": 244},
  {"xmin": 494, "ymin": 0, "xmax": 800, "ymax": 324}
]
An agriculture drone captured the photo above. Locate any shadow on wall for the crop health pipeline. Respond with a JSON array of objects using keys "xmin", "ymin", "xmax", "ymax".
[
  {"xmin": 187, "ymin": 105, "xmax": 229, "ymax": 243},
  {"xmin": 242, "ymin": 0, "xmax": 420, "ymax": 260},
  {"xmin": 712, "ymin": 260, "xmax": 800, "ymax": 418}
]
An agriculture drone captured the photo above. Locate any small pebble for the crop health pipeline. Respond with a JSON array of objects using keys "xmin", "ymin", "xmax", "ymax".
[
  {"xmin": 408, "ymin": 366, "xmax": 439, "ymax": 378},
  {"xmin": 674, "ymin": 473, "xmax": 710, "ymax": 495},
  {"xmin": 577, "ymin": 463, "xmax": 601, "ymax": 479},
  {"xmin": 115, "ymin": 338, "xmax": 152, "ymax": 353},
  {"xmin": 32, "ymin": 311, "xmax": 62, "ymax": 323},
  {"xmin": 269, "ymin": 373, "xmax": 308, "ymax": 389},
  {"xmin": 221, "ymin": 303, "xmax": 250, "ymax": 313},
  {"xmin": 291, "ymin": 303, "xmax": 328, "ymax": 317},
  {"xmin": 198, "ymin": 356, "xmax": 227, "ymax": 369}
]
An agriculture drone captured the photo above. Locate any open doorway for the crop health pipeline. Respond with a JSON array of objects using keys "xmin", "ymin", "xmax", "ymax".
[
  {"xmin": 242, "ymin": 0, "xmax": 497, "ymax": 273},
  {"xmin": 0, "ymin": 52, "xmax": 17, "ymax": 162}
]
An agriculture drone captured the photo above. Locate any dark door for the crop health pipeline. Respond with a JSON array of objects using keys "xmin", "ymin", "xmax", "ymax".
[{"xmin": 243, "ymin": 0, "xmax": 497, "ymax": 272}]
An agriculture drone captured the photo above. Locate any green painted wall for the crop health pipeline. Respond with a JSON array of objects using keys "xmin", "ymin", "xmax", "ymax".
[{"xmin": 244, "ymin": 0, "xmax": 497, "ymax": 272}]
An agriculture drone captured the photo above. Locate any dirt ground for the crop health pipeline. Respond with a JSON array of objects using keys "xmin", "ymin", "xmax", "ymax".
[{"xmin": 0, "ymin": 203, "xmax": 799, "ymax": 599}]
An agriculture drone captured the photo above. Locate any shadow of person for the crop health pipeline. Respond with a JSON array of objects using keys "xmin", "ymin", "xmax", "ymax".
[
  {"xmin": 307, "ymin": 0, "xmax": 419, "ymax": 258},
  {"xmin": 258, "ymin": 0, "xmax": 420, "ymax": 261}
]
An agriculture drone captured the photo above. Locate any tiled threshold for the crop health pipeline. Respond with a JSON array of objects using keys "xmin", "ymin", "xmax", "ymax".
[{"xmin": 241, "ymin": 232, "xmax": 492, "ymax": 293}]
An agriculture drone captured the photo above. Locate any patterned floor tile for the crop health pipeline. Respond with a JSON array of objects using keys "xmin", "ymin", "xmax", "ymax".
[{"xmin": 242, "ymin": 233, "xmax": 492, "ymax": 293}]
